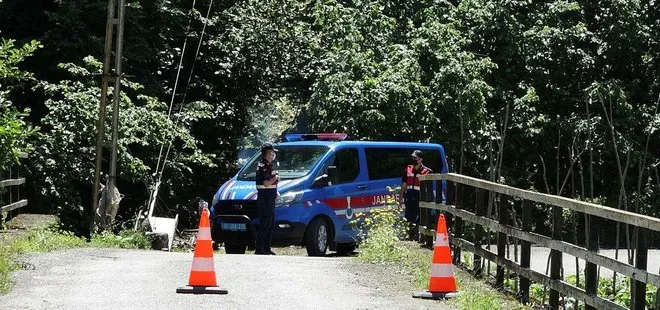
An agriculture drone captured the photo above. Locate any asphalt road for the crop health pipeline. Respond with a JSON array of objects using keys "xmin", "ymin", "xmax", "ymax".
[{"xmin": 0, "ymin": 248, "xmax": 450, "ymax": 310}]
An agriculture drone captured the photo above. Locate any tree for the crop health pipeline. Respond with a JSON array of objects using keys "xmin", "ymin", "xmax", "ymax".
[
  {"xmin": 0, "ymin": 39, "xmax": 39, "ymax": 171},
  {"xmin": 31, "ymin": 57, "xmax": 214, "ymax": 232}
]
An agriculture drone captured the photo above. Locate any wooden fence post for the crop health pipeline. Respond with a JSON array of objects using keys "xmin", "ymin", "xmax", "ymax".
[
  {"xmin": 419, "ymin": 180, "xmax": 433, "ymax": 245},
  {"xmin": 473, "ymin": 189, "xmax": 485, "ymax": 277},
  {"xmin": 453, "ymin": 182, "xmax": 463, "ymax": 265},
  {"xmin": 519, "ymin": 200, "xmax": 531, "ymax": 304},
  {"xmin": 550, "ymin": 204, "xmax": 563, "ymax": 309},
  {"xmin": 445, "ymin": 180, "xmax": 455, "ymax": 231},
  {"xmin": 496, "ymin": 194, "xmax": 508, "ymax": 288},
  {"xmin": 585, "ymin": 214, "xmax": 600, "ymax": 310},
  {"xmin": 631, "ymin": 227, "xmax": 648, "ymax": 310}
]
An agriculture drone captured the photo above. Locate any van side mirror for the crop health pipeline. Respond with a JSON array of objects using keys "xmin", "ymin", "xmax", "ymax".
[
  {"xmin": 327, "ymin": 166, "xmax": 338, "ymax": 185},
  {"xmin": 311, "ymin": 174, "xmax": 329, "ymax": 188},
  {"xmin": 311, "ymin": 166, "xmax": 339, "ymax": 188}
]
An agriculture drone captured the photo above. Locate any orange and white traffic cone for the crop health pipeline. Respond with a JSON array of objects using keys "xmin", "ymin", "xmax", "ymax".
[
  {"xmin": 176, "ymin": 207, "xmax": 228, "ymax": 294},
  {"xmin": 413, "ymin": 214, "xmax": 459, "ymax": 299}
]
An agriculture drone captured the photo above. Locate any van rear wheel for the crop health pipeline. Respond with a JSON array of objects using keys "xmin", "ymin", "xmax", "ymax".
[{"xmin": 305, "ymin": 218, "xmax": 330, "ymax": 257}]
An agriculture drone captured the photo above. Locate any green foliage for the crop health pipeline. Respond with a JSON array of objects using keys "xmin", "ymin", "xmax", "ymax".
[
  {"xmin": 0, "ymin": 39, "xmax": 39, "ymax": 171},
  {"xmin": 90, "ymin": 230, "xmax": 149, "ymax": 249},
  {"xmin": 31, "ymin": 57, "xmax": 215, "ymax": 231},
  {"xmin": 305, "ymin": 1, "xmax": 495, "ymax": 143},
  {"xmin": 10, "ymin": 228, "xmax": 86, "ymax": 253},
  {"xmin": 564, "ymin": 274, "xmax": 658, "ymax": 309},
  {"xmin": 2, "ymin": 0, "xmax": 267, "ymax": 233},
  {"xmin": 453, "ymin": 271, "xmax": 524, "ymax": 310},
  {"xmin": 1, "ymin": 0, "xmax": 660, "ymax": 247},
  {"xmin": 0, "ymin": 102, "xmax": 33, "ymax": 171},
  {"xmin": 0, "ymin": 39, "xmax": 40, "ymax": 82},
  {"xmin": 527, "ymin": 275, "xmax": 659, "ymax": 309},
  {"xmin": 0, "ymin": 246, "xmax": 13, "ymax": 294},
  {"xmin": 351, "ymin": 186, "xmax": 408, "ymax": 263}
]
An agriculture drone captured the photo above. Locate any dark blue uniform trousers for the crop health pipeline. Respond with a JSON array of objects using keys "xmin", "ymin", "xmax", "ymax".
[
  {"xmin": 256, "ymin": 190, "xmax": 276, "ymax": 253},
  {"xmin": 404, "ymin": 189, "xmax": 420, "ymax": 239}
]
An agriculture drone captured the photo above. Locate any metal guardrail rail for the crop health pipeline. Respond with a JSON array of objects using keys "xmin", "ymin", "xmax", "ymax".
[{"xmin": 417, "ymin": 172, "xmax": 660, "ymax": 310}]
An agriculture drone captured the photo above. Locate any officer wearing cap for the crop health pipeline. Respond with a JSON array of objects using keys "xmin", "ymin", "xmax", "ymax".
[
  {"xmin": 255, "ymin": 143, "xmax": 279, "ymax": 255},
  {"xmin": 400, "ymin": 149, "xmax": 432, "ymax": 240}
]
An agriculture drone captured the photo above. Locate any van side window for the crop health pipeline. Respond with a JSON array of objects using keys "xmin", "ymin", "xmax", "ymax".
[
  {"xmin": 365, "ymin": 148, "xmax": 442, "ymax": 180},
  {"xmin": 333, "ymin": 148, "xmax": 360, "ymax": 184}
]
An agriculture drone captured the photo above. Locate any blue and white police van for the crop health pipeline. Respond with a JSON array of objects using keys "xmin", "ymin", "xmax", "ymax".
[{"xmin": 210, "ymin": 133, "xmax": 448, "ymax": 256}]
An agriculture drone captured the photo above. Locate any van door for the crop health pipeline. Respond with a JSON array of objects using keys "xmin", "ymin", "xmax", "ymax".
[
  {"xmin": 362, "ymin": 147, "xmax": 410, "ymax": 211},
  {"xmin": 321, "ymin": 147, "xmax": 370, "ymax": 243},
  {"xmin": 363, "ymin": 147, "xmax": 444, "ymax": 207}
]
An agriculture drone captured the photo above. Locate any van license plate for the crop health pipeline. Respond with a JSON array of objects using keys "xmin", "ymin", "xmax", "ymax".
[{"xmin": 221, "ymin": 223, "xmax": 246, "ymax": 231}]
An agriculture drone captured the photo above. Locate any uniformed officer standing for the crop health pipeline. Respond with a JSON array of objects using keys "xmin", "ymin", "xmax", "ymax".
[
  {"xmin": 400, "ymin": 150, "xmax": 432, "ymax": 240},
  {"xmin": 255, "ymin": 143, "xmax": 279, "ymax": 255}
]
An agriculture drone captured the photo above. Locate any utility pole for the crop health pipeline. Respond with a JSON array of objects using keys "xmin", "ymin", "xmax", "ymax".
[{"xmin": 91, "ymin": 0, "xmax": 126, "ymax": 234}]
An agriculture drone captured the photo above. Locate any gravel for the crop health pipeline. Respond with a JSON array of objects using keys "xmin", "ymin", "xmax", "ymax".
[{"xmin": 0, "ymin": 248, "xmax": 453, "ymax": 310}]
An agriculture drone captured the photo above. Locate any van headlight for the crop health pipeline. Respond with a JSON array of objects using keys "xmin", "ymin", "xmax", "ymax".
[{"xmin": 275, "ymin": 191, "xmax": 304, "ymax": 207}]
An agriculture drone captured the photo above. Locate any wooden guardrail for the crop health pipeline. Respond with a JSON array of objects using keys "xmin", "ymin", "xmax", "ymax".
[
  {"xmin": 417, "ymin": 173, "xmax": 660, "ymax": 310},
  {"xmin": 1, "ymin": 153, "xmax": 28, "ymax": 224}
]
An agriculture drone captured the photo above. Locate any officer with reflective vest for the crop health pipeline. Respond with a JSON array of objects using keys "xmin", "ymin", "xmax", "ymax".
[
  {"xmin": 255, "ymin": 143, "xmax": 279, "ymax": 255},
  {"xmin": 400, "ymin": 150, "xmax": 432, "ymax": 240}
]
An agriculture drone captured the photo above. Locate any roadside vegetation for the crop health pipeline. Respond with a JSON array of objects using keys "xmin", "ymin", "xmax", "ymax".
[
  {"xmin": 0, "ymin": 224, "xmax": 148, "ymax": 295},
  {"xmin": 351, "ymin": 189, "xmax": 524, "ymax": 310},
  {"xmin": 3, "ymin": 0, "xmax": 660, "ymax": 246}
]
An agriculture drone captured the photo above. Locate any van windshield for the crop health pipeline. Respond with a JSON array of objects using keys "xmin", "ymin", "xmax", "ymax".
[{"xmin": 237, "ymin": 145, "xmax": 330, "ymax": 181}]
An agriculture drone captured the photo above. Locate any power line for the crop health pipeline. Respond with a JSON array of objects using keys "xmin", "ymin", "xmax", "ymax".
[
  {"xmin": 158, "ymin": 0, "xmax": 214, "ymax": 179},
  {"xmin": 148, "ymin": 0, "xmax": 214, "ymax": 218},
  {"xmin": 152, "ymin": 0, "xmax": 198, "ymax": 180}
]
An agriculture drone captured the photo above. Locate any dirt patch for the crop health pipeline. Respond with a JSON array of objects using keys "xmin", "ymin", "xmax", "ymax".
[
  {"xmin": 0, "ymin": 229, "xmax": 27, "ymax": 244},
  {"xmin": 6, "ymin": 214, "xmax": 58, "ymax": 230},
  {"xmin": 1, "ymin": 214, "xmax": 58, "ymax": 245},
  {"xmin": 347, "ymin": 258, "xmax": 453, "ymax": 309},
  {"xmin": 350, "ymin": 259, "xmax": 416, "ymax": 292}
]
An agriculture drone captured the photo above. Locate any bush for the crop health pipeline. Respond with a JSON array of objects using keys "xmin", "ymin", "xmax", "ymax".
[
  {"xmin": 351, "ymin": 186, "xmax": 409, "ymax": 263},
  {"xmin": 90, "ymin": 230, "xmax": 149, "ymax": 249},
  {"xmin": 0, "ymin": 39, "xmax": 39, "ymax": 172}
]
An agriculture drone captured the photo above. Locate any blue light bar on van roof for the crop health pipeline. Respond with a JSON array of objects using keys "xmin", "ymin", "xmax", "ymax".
[{"xmin": 284, "ymin": 133, "xmax": 349, "ymax": 142}]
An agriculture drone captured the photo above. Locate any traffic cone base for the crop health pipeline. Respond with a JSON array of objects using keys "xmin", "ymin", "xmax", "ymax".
[
  {"xmin": 176, "ymin": 286, "xmax": 228, "ymax": 295},
  {"xmin": 413, "ymin": 214, "xmax": 459, "ymax": 300},
  {"xmin": 412, "ymin": 291, "xmax": 460, "ymax": 299},
  {"xmin": 176, "ymin": 206, "xmax": 228, "ymax": 295}
]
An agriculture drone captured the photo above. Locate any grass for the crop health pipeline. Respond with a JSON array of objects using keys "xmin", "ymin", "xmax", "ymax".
[
  {"xmin": 90, "ymin": 230, "xmax": 150, "ymax": 249},
  {"xmin": 357, "ymin": 237, "xmax": 525, "ymax": 309},
  {"xmin": 348, "ymin": 201, "xmax": 522, "ymax": 309},
  {"xmin": 352, "ymin": 202, "xmax": 527, "ymax": 310},
  {"xmin": 0, "ymin": 226, "xmax": 149, "ymax": 295},
  {"xmin": 451, "ymin": 268, "xmax": 530, "ymax": 310},
  {"xmin": 396, "ymin": 241, "xmax": 527, "ymax": 310}
]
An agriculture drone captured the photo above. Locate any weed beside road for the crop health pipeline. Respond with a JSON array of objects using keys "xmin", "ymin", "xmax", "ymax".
[
  {"xmin": 0, "ymin": 226, "xmax": 148, "ymax": 294},
  {"xmin": 352, "ymin": 200, "xmax": 524, "ymax": 310}
]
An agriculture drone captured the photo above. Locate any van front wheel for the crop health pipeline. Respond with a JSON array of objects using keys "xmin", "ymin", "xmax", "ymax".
[{"xmin": 305, "ymin": 218, "xmax": 330, "ymax": 257}]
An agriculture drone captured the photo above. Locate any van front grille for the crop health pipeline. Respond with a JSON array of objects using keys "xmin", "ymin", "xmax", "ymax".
[{"xmin": 214, "ymin": 200, "xmax": 259, "ymax": 220}]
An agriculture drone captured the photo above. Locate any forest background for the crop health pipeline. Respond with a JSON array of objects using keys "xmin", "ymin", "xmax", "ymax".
[{"xmin": 1, "ymin": 0, "xmax": 659, "ymax": 247}]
